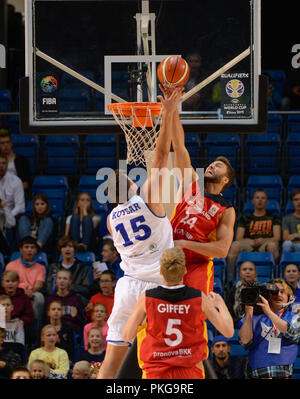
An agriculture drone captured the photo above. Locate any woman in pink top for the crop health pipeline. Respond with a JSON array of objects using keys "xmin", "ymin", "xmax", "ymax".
[{"xmin": 83, "ymin": 303, "xmax": 108, "ymax": 350}]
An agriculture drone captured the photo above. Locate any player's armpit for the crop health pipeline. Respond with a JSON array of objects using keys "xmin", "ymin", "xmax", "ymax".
[{"xmin": 122, "ymin": 292, "xmax": 147, "ymax": 342}]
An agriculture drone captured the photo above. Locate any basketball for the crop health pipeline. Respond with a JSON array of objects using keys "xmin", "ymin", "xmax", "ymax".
[{"xmin": 157, "ymin": 56, "xmax": 190, "ymax": 88}]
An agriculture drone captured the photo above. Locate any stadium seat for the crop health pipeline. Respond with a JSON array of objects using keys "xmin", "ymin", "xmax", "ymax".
[
  {"xmin": 44, "ymin": 135, "xmax": 80, "ymax": 175},
  {"xmin": 84, "ymin": 134, "xmax": 117, "ymax": 174},
  {"xmin": 32, "ymin": 175, "xmax": 70, "ymax": 205},
  {"xmin": 286, "ymin": 133, "xmax": 300, "ymax": 173},
  {"xmin": 213, "ymin": 277, "xmax": 224, "ymax": 296},
  {"xmin": 279, "ymin": 252, "xmax": 300, "ymax": 277},
  {"xmin": 236, "ymin": 251, "xmax": 275, "ymax": 267},
  {"xmin": 245, "ymin": 132, "xmax": 281, "ymax": 174},
  {"xmin": 242, "ymin": 199, "xmax": 281, "ymax": 217},
  {"xmin": 213, "ymin": 258, "xmax": 227, "ymax": 283},
  {"xmin": 284, "ymin": 199, "xmax": 294, "ymax": 215},
  {"xmin": 26, "ymin": 198, "xmax": 65, "ymax": 219},
  {"xmin": 59, "ymin": 88, "xmax": 90, "ymax": 112},
  {"xmin": 185, "ymin": 134, "xmax": 201, "ymax": 157},
  {"xmin": 267, "ymin": 114, "xmax": 283, "ymax": 132},
  {"xmin": 204, "ymin": 133, "xmax": 240, "ymax": 171},
  {"xmin": 246, "ymin": 175, "xmax": 283, "ymax": 203},
  {"xmin": 287, "ymin": 114, "xmax": 300, "ymax": 132},
  {"xmin": 11, "ymin": 134, "xmax": 39, "ymax": 174},
  {"xmin": 77, "ymin": 175, "xmax": 101, "ymax": 201},
  {"xmin": 7, "ymin": 115, "xmax": 20, "ymax": 134},
  {"xmin": 287, "ymin": 176, "xmax": 300, "ymax": 199},
  {"xmin": 222, "ymin": 179, "xmax": 238, "ymax": 207},
  {"xmin": 235, "ymin": 263, "xmax": 274, "ymax": 281}
]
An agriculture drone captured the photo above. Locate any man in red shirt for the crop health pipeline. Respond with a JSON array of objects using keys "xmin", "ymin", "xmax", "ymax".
[
  {"xmin": 164, "ymin": 85, "xmax": 236, "ymax": 294},
  {"xmin": 85, "ymin": 270, "xmax": 115, "ymax": 321},
  {"xmin": 123, "ymin": 247, "xmax": 234, "ymax": 379}
]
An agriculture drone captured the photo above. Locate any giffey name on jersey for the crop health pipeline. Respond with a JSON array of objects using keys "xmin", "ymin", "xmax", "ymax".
[{"xmin": 157, "ymin": 303, "xmax": 190, "ymax": 314}]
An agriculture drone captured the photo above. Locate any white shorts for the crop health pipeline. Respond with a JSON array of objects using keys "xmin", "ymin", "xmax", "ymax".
[{"xmin": 106, "ymin": 275, "xmax": 158, "ymax": 345}]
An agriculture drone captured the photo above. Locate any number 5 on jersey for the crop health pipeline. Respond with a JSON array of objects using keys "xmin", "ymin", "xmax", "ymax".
[
  {"xmin": 115, "ymin": 215, "xmax": 152, "ymax": 247},
  {"xmin": 165, "ymin": 319, "xmax": 183, "ymax": 347}
]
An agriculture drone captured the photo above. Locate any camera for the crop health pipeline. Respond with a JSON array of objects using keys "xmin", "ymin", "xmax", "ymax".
[{"xmin": 241, "ymin": 282, "xmax": 279, "ymax": 315}]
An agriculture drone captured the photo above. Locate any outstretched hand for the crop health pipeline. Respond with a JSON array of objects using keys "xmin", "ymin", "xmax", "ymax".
[{"xmin": 157, "ymin": 85, "xmax": 184, "ymax": 113}]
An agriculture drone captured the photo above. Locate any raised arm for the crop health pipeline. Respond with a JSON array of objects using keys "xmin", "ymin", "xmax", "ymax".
[{"xmin": 141, "ymin": 88, "xmax": 183, "ymax": 215}]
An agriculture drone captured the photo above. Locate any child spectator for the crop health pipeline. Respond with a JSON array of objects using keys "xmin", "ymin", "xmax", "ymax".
[
  {"xmin": 28, "ymin": 359, "xmax": 50, "ymax": 379},
  {"xmin": 45, "ymin": 269, "xmax": 84, "ymax": 334},
  {"xmin": 283, "ymin": 263, "xmax": 300, "ymax": 314},
  {"xmin": 72, "ymin": 360, "xmax": 91, "ymax": 379},
  {"xmin": 0, "ymin": 295, "xmax": 24, "ymax": 356},
  {"xmin": 65, "ymin": 192, "xmax": 100, "ymax": 253},
  {"xmin": 0, "ymin": 270, "xmax": 34, "ymax": 327},
  {"xmin": 226, "ymin": 261, "xmax": 259, "ymax": 327},
  {"xmin": 85, "ymin": 270, "xmax": 115, "ymax": 322},
  {"xmin": 46, "ymin": 236, "xmax": 91, "ymax": 305},
  {"xmin": 79, "ymin": 327, "xmax": 105, "ymax": 364},
  {"xmin": 46, "ymin": 300, "xmax": 74, "ymax": 361},
  {"xmin": 5, "ymin": 236, "xmax": 46, "ymax": 332},
  {"xmin": 27, "ymin": 324, "xmax": 69, "ymax": 379},
  {"xmin": 10, "ymin": 365, "xmax": 31, "ymax": 379},
  {"xmin": 0, "ymin": 327, "xmax": 22, "ymax": 379},
  {"xmin": 83, "ymin": 303, "xmax": 108, "ymax": 351},
  {"xmin": 17, "ymin": 194, "xmax": 57, "ymax": 255}
]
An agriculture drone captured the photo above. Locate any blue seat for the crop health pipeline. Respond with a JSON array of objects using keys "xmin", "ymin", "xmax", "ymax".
[
  {"xmin": 229, "ymin": 344, "xmax": 247, "ymax": 357},
  {"xmin": 284, "ymin": 199, "xmax": 294, "ymax": 215},
  {"xmin": 235, "ymin": 263, "xmax": 274, "ymax": 281},
  {"xmin": 205, "ymin": 133, "xmax": 240, "ymax": 171},
  {"xmin": 287, "ymin": 176, "xmax": 300, "ymax": 199},
  {"xmin": 7, "ymin": 115, "xmax": 20, "ymax": 134},
  {"xmin": 84, "ymin": 135, "xmax": 117, "ymax": 174},
  {"xmin": 32, "ymin": 175, "xmax": 69, "ymax": 204},
  {"xmin": 59, "ymin": 88, "xmax": 90, "ymax": 112},
  {"xmin": 287, "ymin": 114, "xmax": 300, "ymax": 132},
  {"xmin": 286, "ymin": 133, "xmax": 300, "ymax": 173},
  {"xmin": 236, "ymin": 251, "xmax": 275, "ymax": 267},
  {"xmin": 11, "ymin": 134, "xmax": 39, "ymax": 174},
  {"xmin": 44, "ymin": 135, "xmax": 80, "ymax": 175},
  {"xmin": 242, "ymin": 199, "xmax": 281, "ymax": 217},
  {"xmin": 185, "ymin": 134, "xmax": 201, "ymax": 157},
  {"xmin": 246, "ymin": 175, "xmax": 283, "ymax": 203},
  {"xmin": 26, "ymin": 198, "xmax": 65, "ymax": 218},
  {"xmin": 279, "ymin": 253, "xmax": 300, "ymax": 277},
  {"xmin": 213, "ymin": 258, "xmax": 226, "ymax": 283},
  {"xmin": 213, "ymin": 277, "xmax": 224, "ymax": 296},
  {"xmin": 77, "ymin": 175, "xmax": 101, "ymax": 201},
  {"xmin": 245, "ymin": 132, "xmax": 281, "ymax": 173},
  {"xmin": 222, "ymin": 179, "xmax": 238, "ymax": 207},
  {"xmin": 92, "ymin": 200, "xmax": 109, "ymax": 220},
  {"xmin": 267, "ymin": 114, "xmax": 283, "ymax": 132}
]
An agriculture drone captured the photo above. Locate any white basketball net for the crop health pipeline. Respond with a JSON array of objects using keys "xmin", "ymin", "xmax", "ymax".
[{"xmin": 109, "ymin": 103, "xmax": 162, "ymax": 167}]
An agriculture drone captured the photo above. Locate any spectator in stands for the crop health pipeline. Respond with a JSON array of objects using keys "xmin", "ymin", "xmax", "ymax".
[
  {"xmin": 65, "ymin": 192, "xmax": 100, "ymax": 253},
  {"xmin": 282, "ymin": 190, "xmax": 300, "ymax": 253},
  {"xmin": 46, "ymin": 300, "xmax": 74, "ymax": 361},
  {"xmin": 45, "ymin": 269, "xmax": 84, "ymax": 335},
  {"xmin": 239, "ymin": 278, "xmax": 300, "ymax": 379},
  {"xmin": 226, "ymin": 261, "xmax": 259, "ymax": 327},
  {"xmin": 79, "ymin": 326, "xmax": 105, "ymax": 364},
  {"xmin": 5, "ymin": 236, "xmax": 45, "ymax": 334},
  {"xmin": 27, "ymin": 324, "xmax": 69, "ymax": 379},
  {"xmin": 0, "ymin": 295, "xmax": 24, "ymax": 357},
  {"xmin": 210, "ymin": 335, "xmax": 247, "ymax": 379},
  {"xmin": 0, "ymin": 327, "xmax": 22, "ymax": 379},
  {"xmin": 101, "ymin": 239, "xmax": 123, "ymax": 280},
  {"xmin": 0, "ymin": 270, "xmax": 34, "ymax": 328},
  {"xmin": 72, "ymin": 360, "xmax": 91, "ymax": 379},
  {"xmin": 0, "ymin": 132, "xmax": 30, "ymax": 192},
  {"xmin": 10, "ymin": 365, "xmax": 31, "ymax": 379},
  {"xmin": 17, "ymin": 194, "xmax": 57, "ymax": 255},
  {"xmin": 46, "ymin": 236, "xmax": 91, "ymax": 305},
  {"xmin": 283, "ymin": 263, "xmax": 300, "ymax": 314},
  {"xmin": 85, "ymin": 270, "xmax": 115, "ymax": 322},
  {"xmin": 227, "ymin": 189, "xmax": 281, "ymax": 277},
  {"xmin": 83, "ymin": 303, "xmax": 108, "ymax": 351},
  {"xmin": 28, "ymin": 359, "xmax": 50, "ymax": 379}
]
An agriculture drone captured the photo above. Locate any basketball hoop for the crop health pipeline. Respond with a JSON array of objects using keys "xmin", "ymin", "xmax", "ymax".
[{"xmin": 108, "ymin": 102, "xmax": 163, "ymax": 167}]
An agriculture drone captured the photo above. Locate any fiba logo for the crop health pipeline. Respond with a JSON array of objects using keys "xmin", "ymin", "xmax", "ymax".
[
  {"xmin": 40, "ymin": 76, "xmax": 58, "ymax": 93},
  {"xmin": 225, "ymin": 79, "xmax": 244, "ymax": 100}
]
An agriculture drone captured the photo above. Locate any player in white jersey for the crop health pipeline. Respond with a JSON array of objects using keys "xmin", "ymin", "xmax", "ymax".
[{"xmin": 97, "ymin": 87, "xmax": 183, "ymax": 379}]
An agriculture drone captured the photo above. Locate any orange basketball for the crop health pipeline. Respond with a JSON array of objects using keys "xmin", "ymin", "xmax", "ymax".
[{"xmin": 157, "ymin": 56, "xmax": 190, "ymax": 88}]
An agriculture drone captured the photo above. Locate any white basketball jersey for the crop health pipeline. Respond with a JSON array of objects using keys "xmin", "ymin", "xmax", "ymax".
[{"xmin": 109, "ymin": 195, "xmax": 174, "ymax": 284}]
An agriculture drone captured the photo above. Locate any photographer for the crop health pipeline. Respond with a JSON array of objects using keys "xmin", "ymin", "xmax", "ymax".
[{"xmin": 239, "ymin": 279, "xmax": 300, "ymax": 379}]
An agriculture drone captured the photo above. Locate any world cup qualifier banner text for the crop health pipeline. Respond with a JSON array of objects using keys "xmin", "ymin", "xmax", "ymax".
[{"xmin": 220, "ymin": 72, "xmax": 251, "ymax": 118}]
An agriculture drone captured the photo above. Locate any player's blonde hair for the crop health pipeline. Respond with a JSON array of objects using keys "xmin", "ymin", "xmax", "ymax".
[{"xmin": 160, "ymin": 247, "xmax": 186, "ymax": 284}]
